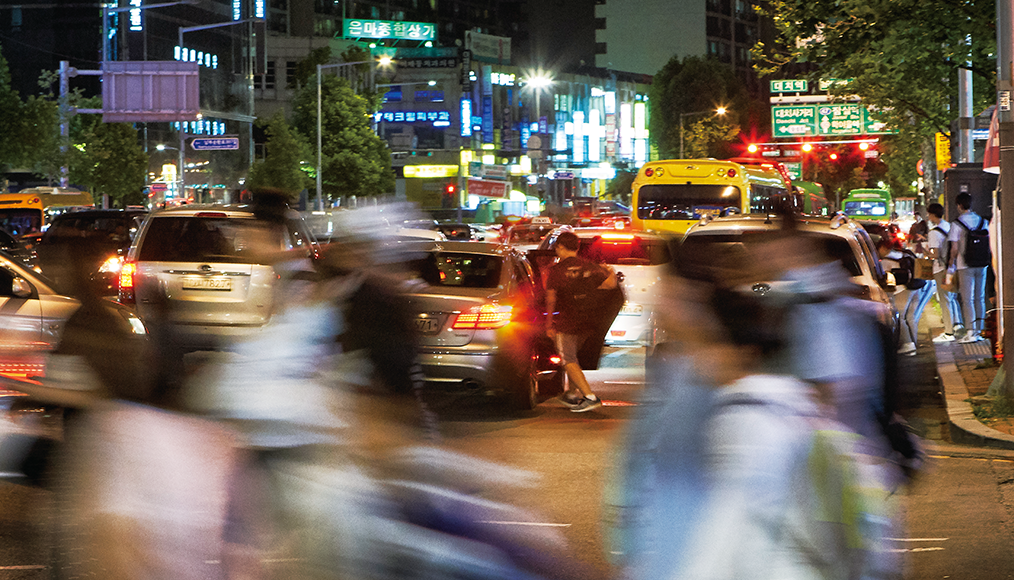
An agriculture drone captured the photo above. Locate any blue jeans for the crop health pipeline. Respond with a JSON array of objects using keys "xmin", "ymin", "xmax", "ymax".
[
  {"xmin": 957, "ymin": 267, "xmax": 988, "ymax": 333},
  {"xmin": 901, "ymin": 281, "xmax": 935, "ymax": 344}
]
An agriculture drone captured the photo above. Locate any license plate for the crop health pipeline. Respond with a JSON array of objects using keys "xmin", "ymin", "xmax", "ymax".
[
  {"xmin": 182, "ymin": 276, "xmax": 232, "ymax": 291},
  {"xmin": 620, "ymin": 302, "xmax": 643, "ymax": 315},
  {"xmin": 415, "ymin": 316, "xmax": 441, "ymax": 334}
]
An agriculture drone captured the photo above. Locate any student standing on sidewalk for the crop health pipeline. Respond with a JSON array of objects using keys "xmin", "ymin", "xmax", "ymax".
[
  {"xmin": 926, "ymin": 203, "xmax": 963, "ymax": 342},
  {"xmin": 545, "ymin": 231, "xmax": 617, "ymax": 412},
  {"xmin": 947, "ymin": 193, "xmax": 991, "ymax": 343}
]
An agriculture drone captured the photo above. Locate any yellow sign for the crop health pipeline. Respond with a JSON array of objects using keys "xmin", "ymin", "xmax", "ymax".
[
  {"xmin": 403, "ymin": 165, "xmax": 459, "ymax": 178},
  {"xmin": 935, "ymin": 132, "xmax": 952, "ymax": 168}
]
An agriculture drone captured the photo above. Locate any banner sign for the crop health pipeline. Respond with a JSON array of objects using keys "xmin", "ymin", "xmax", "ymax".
[
  {"xmin": 465, "ymin": 31, "xmax": 511, "ymax": 64},
  {"xmin": 468, "ymin": 178, "xmax": 510, "ymax": 198}
]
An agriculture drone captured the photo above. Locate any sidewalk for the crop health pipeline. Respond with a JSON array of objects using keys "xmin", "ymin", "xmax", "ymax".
[{"xmin": 927, "ymin": 308, "xmax": 1014, "ymax": 449}]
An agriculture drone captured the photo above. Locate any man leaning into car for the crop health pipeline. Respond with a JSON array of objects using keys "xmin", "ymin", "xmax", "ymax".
[{"xmin": 544, "ymin": 231, "xmax": 617, "ymax": 413}]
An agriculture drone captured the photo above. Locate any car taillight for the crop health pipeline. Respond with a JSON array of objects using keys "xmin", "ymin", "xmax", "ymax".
[
  {"xmin": 118, "ymin": 261, "xmax": 136, "ymax": 303},
  {"xmin": 451, "ymin": 304, "xmax": 513, "ymax": 330},
  {"xmin": 98, "ymin": 255, "xmax": 124, "ymax": 274}
]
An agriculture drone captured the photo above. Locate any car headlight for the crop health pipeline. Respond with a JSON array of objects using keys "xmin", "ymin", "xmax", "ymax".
[{"xmin": 118, "ymin": 310, "xmax": 148, "ymax": 335}]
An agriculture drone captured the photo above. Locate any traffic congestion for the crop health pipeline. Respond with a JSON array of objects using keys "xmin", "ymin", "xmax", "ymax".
[{"xmin": 0, "ymin": 160, "xmax": 956, "ymax": 579}]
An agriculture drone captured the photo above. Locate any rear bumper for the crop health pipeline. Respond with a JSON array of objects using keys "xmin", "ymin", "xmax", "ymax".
[{"xmin": 416, "ymin": 349, "xmax": 498, "ymax": 389}]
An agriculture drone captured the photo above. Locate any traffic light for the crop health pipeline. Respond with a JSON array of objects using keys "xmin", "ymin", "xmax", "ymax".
[
  {"xmin": 445, "ymin": 183, "xmax": 456, "ymax": 196},
  {"xmin": 442, "ymin": 183, "xmax": 456, "ymax": 208},
  {"xmin": 829, "ymin": 152, "xmax": 839, "ymax": 161},
  {"xmin": 746, "ymin": 143, "xmax": 759, "ymax": 154}
]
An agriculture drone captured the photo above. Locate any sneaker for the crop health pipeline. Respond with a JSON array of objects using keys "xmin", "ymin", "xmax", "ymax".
[
  {"xmin": 570, "ymin": 397, "xmax": 603, "ymax": 413},
  {"xmin": 560, "ymin": 390, "xmax": 584, "ymax": 407},
  {"xmin": 932, "ymin": 333, "xmax": 956, "ymax": 343},
  {"xmin": 957, "ymin": 332, "xmax": 981, "ymax": 344},
  {"xmin": 897, "ymin": 342, "xmax": 916, "ymax": 355},
  {"xmin": 954, "ymin": 324, "xmax": 966, "ymax": 336}
]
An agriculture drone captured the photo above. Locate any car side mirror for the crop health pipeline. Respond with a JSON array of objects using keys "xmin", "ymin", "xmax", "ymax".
[{"xmin": 11, "ymin": 276, "xmax": 32, "ymax": 299}]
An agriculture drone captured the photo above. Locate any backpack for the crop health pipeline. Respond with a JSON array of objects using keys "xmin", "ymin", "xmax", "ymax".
[
  {"xmin": 931, "ymin": 225, "xmax": 951, "ymax": 268},
  {"xmin": 956, "ymin": 215, "xmax": 992, "ymax": 268}
]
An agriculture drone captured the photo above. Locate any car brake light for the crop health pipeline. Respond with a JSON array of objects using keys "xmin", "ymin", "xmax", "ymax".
[
  {"xmin": 118, "ymin": 261, "xmax": 136, "ymax": 303},
  {"xmin": 600, "ymin": 233, "xmax": 635, "ymax": 241},
  {"xmin": 548, "ymin": 354, "xmax": 562, "ymax": 365},
  {"xmin": 194, "ymin": 212, "xmax": 228, "ymax": 218},
  {"xmin": 98, "ymin": 255, "xmax": 124, "ymax": 274},
  {"xmin": 451, "ymin": 304, "xmax": 513, "ymax": 330}
]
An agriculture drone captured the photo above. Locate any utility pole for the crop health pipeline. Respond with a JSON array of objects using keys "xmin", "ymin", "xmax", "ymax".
[{"xmin": 997, "ymin": 0, "xmax": 1014, "ymax": 398}]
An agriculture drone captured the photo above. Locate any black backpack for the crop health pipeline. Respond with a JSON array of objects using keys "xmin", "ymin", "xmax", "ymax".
[{"xmin": 956, "ymin": 216, "xmax": 991, "ymax": 268}]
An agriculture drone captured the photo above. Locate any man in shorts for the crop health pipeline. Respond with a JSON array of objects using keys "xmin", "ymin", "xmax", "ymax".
[{"xmin": 545, "ymin": 231, "xmax": 617, "ymax": 412}]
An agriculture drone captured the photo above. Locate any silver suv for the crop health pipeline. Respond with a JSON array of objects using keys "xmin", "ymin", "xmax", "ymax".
[{"xmin": 118, "ymin": 205, "xmax": 318, "ymax": 351}]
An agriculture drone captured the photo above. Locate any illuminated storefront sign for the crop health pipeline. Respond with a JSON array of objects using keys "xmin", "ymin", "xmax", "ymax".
[
  {"xmin": 172, "ymin": 119, "xmax": 228, "ymax": 136},
  {"xmin": 374, "ymin": 110, "xmax": 451, "ymax": 124},
  {"xmin": 174, "ymin": 46, "xmax": 218, "ymax": 69},
  {"xmin": 254, "ymin": 0, "xmax": 265, "ymax": 18},
  {"xmin": 404, "ymin": 165, "xmax": 459, "ymax": 178},
  {"xmin": 344, "ymin": 19, "xmax": 436, "ymax": 42},
  {"xmin": 129, "ymin": 0, "xmax": 142, "ymax": 31},
  {"xmin": 460, "ymin": 99, "xmax": 472, "ymax": 137},
  {"xmin": 491, "ymin": 72, "xmax": 515, "ymax": 86},
  {"xmin": 233, "ymin": 0, "xmax": 241, "ymax": 20}
]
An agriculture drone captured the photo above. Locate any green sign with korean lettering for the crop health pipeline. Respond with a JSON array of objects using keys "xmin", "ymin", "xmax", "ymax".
[
  {"xmin": 772, "ymin": 105, "xmax": 818, "ymax": 137},
  {"xmin": 772, "ymin": 104, "xmax": 894, "ymax": 137},
  {"xmin": 770, "ymin": 79, "xmax": 809, "ymax": 93},
  {"xmin": 343, "ymin": 19, "xmax": 437, "ymax": 41}
]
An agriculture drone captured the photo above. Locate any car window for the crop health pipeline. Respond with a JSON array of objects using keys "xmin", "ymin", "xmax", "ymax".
[
  {"xmin": 680, "ymin": 231, "xmax": 862, "ymax": 278},
  {"xmin": 411, "ymin": 252, "xmax": 503, "ymax": 288},
  {"xmin": 0, "ymin": 266, "xmax": 14, "ymax": 296},
  {"xmin": 578, "ymin": 235, "xmax": 671, "ymax": 266},
  {"xmin": 138, "ymin": 216, "xmax": 301, "ymax": 263},
  {"xmin": 509, "ymin": 226, "xmax": 554, "ymax": 244}
]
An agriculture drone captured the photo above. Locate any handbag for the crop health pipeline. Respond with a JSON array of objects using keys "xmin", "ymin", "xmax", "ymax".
[{"xmin": 913, "ymin": 257, "xmax": 934, "ymax": 281}]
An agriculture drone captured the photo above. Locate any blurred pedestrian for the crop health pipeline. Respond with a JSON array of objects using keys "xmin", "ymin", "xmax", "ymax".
[
  {"xmin": 544, "ymin": 230, "xmax": 617, "ymax": 412},
  {"xmin": 947, "ymin": 192, "xmax": 991, "ymax": 343},
  {"xmin": 907, "ymin": 205, "xmax": 929, "ymax": 255},
  {"xmin": 926, "ymin": 203, "xmax": 962, "ymax": 342},
  {"xmin": 877, "ymin": 237, "xmax": 921, "ymax": 355}
]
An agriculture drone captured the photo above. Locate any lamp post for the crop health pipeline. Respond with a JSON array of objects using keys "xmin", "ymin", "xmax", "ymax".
[
  {"xmin": 316, "ymin": 60, "xmax": 375, "ymax": 211},
  {"xmin": 679, "ymin": 107, "xmax": 727, "ymax": 159}
]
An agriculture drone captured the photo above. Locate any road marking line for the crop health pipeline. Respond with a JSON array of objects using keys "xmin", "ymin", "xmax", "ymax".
[
  {"xmin": 888, "ymin": 547, "xmax": 946, "ymax": 553},
  {"xmin": 478, "ymin": 521, "xmax": 572, "ymax": 527},
  {"xmin": 0, "ymin": 566, "xmax": 47, "ymax": 570}
]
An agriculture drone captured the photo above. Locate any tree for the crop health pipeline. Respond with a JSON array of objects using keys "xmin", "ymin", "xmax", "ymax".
[
  {"xmin": 605, "ymin": 170, "xmax": 636, "ymax": 205},
  {"xmin": 71, "ymin": 122, "xmax": 148, "ymax": 207},
  {"xmin": 0, "ymin": 44, "xmax": 60, "ymax": 175},
  {"xmin": 291, "ymin": 74, "xmax": 394, "ymax": 202},
  {"xmin": 246, "ymin": 111, "xmax": 311, "ymax": 198},
  {"xmin": 648, "ymin": 55, "xmax": 750, "ymax": 159},
  {"xmin": 753, "ymin": 0, "xmax": 996, "ymax": 196}
]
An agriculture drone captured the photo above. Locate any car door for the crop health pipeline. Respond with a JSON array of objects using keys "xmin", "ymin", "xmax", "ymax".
[{"xmin": 0, "ymin": 259, "xmax": 43, "ymax": 377}]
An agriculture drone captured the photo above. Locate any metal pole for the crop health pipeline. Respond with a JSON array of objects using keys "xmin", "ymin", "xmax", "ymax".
[
  {"xmin": 998, "ymin": 0, "xmax": 1014, "ymax": 398},
  {"xmin": 59, "ymin": 61, "xmax": 70, "ymax": 189},
  {"xmin": 959, "ymin": 35, "xmax": 975, "ymax": 163},
  {"xmin": 179, "ymin": 126, "xmax": 185, "ymax": 203},
  {"xmin": 316, "ymin": 63, "xmax": 323, "ymax": 211}
]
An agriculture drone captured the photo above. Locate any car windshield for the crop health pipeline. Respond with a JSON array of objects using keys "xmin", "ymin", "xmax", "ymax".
[
  {"xmin": 844, "ymin": 200, "xmax": 888, "ymax": 217},
  {"xmin": 637, "ymin": 184, "xmax": 742, "ymax": 220},
  {"xmin": 138, "ymin": 216, "xmax": 306, "ymax": 263},
  {"xmin": 679, "ymin": 231, "xmax": 862, "ymax": 278},
  {"xmin": 44, "ymin": 215, "xmax": 132, "ymax": 245},
  {"xmin": 509, "ymin": 226, "xmax": 554, "ymax": 244},
  {"xmin": 412, "ymin": 252, "xmax": 503, "ymax": 288},
  {"xmin": 578, "ymin": 235, "xmax": 671, "ymax": 266},
  {"xmin": 0, "ymin": 209, "xmax": 42, "ymax": 236}
]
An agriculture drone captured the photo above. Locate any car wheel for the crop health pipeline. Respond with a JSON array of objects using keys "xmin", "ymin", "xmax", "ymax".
[{"xmin": 511, "ymin": 351, "xmax": 540, "ymax": 411}]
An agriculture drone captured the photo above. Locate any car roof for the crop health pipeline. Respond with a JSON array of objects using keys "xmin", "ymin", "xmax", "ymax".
[
  {"xmin": 683, "ymin": 213, "xmax": 864, "ymax": 239},
  {"xmin": 150, "ymin": 204, "xmax": 300, "ymax": 219},
  {"xmin": 52, "ymin": 208, "xmax": 146, "ymax": 219},
  {"xmin": 404, "ymin": 240, "xmax": 512, "ymax": 256}
]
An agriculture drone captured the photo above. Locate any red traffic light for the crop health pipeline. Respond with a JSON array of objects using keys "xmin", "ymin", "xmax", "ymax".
[
  {"xmin": 746, "ymin": 143, "xmax": 759, "ymax": 154},
  {"xmin": 829, "ymin": 152, "xmax": 839, "ymax": 160},
  {"xmin": 445, "ymin": 183, "xmax": 456, "ymax": 194}
]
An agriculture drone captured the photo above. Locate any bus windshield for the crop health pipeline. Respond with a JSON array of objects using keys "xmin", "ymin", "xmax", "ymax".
[
  {"xmin": 0, "ymin": 209, "xmax": 43, "ymax": 236},
  {"xmin": 844, "ymin": 200, "xmax": 888, "ymax": 217},
  {"xmin": 636, "ymin": 184, "xmax": 742, "ymax": 220}
]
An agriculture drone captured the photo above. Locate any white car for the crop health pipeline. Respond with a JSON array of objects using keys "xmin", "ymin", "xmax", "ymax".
[{"xmin": 537, "ymin": 227, "xmax": 673, "ymax": 348}]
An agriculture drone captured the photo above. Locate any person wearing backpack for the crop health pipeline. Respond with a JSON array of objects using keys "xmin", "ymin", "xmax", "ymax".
[
  {"xmin": 926, "ymin": 203, "xmax": 963, "ymax": 342},
  {"xmin": 947, "ymin": 192, "xmax": 991, "ymax": 343}
]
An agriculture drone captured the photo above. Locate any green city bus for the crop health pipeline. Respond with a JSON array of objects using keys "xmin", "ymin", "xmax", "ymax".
[{"xmin": 841, "ymin": 188, "xmax": 891, "ymax": 221}]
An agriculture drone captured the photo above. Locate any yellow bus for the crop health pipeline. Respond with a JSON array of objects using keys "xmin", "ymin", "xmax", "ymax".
[
  {"xmin": 0, "ymin": 188, "xmax": 94, "ymax": 236},
  {"xmin": 630, "ymin": 159, "xmax": 790, "ymax": 235}
]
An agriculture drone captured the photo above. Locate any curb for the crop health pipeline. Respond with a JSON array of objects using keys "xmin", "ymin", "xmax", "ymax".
[{"xmin": 933, "ymin": 342, "xmax": 1014, "ymax": 450}]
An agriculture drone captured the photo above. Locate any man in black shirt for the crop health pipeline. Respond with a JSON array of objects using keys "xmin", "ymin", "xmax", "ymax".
[{"xmin": 545, "ymin": 231, "xmax": 617, "ymax": 412}]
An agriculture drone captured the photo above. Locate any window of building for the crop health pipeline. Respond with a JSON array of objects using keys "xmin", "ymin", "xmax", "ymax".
[
  {"xmin": 414, "ymin": 126, "xmax": 445, "ymax": 150},
  {"xmin": 270, "ymin": 0, "xmax": 287, "ymax": 8},
  {"xmin": 595, "ymin": 42, "xmax": 607, "ymax": 55},
  {"xmin": 594, "ymin": 17, "xmax": 605, "ymax": 29},
  {"xmin": 256, "ymin": 61, "xmax": 276, "ymax": 90},
  {"xmin": 268, "ymin": 12, "xmax": 287, "ymax": 34},
  {"xmin": 286, "ymin": 61, "xmax": 298, "ymax": 88}
]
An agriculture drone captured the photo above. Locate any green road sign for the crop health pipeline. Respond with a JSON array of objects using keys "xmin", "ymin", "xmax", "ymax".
[
  {"xmin": 770, "ymin": 79, "xmax": 808, "ymax": 93},
  {"xmin": 817, "ymin": 103, "xmax": 864, "ymax": 135},
  {"xmin": 782, "ymin": 162, "xmax": 802, "ymax": 181},
  {"xmin": 772, "ymin": 105, "xmax": 818, "ymax": 137}
]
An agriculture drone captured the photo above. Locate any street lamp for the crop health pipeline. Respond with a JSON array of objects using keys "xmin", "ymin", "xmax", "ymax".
[
  {"xmin": 316, "ymin": 60, "xmax": 374, "ymax": 211},
  {"xmin": 680, "ymin": 107, "xmax": 727, "ymax": 159}
]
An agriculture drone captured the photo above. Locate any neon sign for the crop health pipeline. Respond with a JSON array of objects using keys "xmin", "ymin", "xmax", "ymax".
[{"xmin": 344, "ymin": 19, "xmax": 436, "ymax": 42}]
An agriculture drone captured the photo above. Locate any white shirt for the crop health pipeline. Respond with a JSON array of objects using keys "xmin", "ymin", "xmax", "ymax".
[
  {"xmin": 947, "ymin": 211, "xmax": 987, "ymax": 270},
  {"xmin": 927, "ymin": 220, "xmax": 949, "ymax": 274}
]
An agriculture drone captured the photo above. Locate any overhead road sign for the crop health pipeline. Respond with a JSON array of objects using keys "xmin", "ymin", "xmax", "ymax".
[
  {"xmin": 190, "ymin": 137, "xmax": 239, "ymax": 150},
  {"xmin": 772, "ymin": 105, "xmax": 894, "ymax": 137},
  {"xmin": 770, "ymin": 79, "xmax": 808, "ymax": 93}
]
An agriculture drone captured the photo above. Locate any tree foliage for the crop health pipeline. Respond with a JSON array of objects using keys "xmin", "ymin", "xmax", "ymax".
[
  {"xmin": 246, "ymin": 111, "xmax": 311, "ymax": 198},
  {"xmin": 648, "ymin": 56, "xmax": 749, "ymax": 159},
  {"xmin": 292, "ymin": 73, "xmax": 393, "ymax": 201},
  {"xmin": 0, "ymin": 44, "xmax": 59, "ymax": 174},
  {"xmin": 753, "ymin": 0, "xmax": 996, "ymax": 195},
  {"xmin": 70, "ymin": 122, "xmax": 148, "ymax": 207}
]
